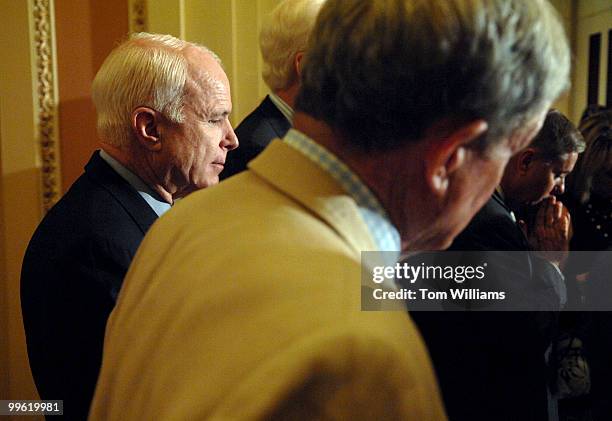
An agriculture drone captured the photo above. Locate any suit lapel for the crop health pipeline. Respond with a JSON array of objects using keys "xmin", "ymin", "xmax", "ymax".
[
  {"xmin": 492, "ymin": 190, "xmax": 532, "ymax": 250},
  {"xmin": 249, "ymin": 140, "xmax": 377, "ymax": 254},
  {"xmin": 492, "ymin": 190, "xmax": 513, "ymax": 215},
  {"xmin": 259, "ymin": 96, "xmax": 291, "ymax": 145},
  {"xmin": 84, "ymin": 151, "xmax": 159, "ymax": 234}
]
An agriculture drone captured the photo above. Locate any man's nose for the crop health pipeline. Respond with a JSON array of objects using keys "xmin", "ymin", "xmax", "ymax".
[
  {"xmin": 552, "ymin": 180, "xmax": 565, "ymax": 196},
  {"xmin": 222, "ymin": 121, "xmax": 239, "ymax": 151}
]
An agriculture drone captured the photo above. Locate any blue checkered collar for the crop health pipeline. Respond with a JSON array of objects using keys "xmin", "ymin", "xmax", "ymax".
[{"xmin": 283, "ymin": 129, "xmax": 400, "ymax": 253}]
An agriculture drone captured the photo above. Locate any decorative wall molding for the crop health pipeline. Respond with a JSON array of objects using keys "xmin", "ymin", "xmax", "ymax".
[
  {"xmin": 130, "ymin": 0, "xmax": 148, "ymax": 33},
  {"xmin": 32, "ymin": 0, "xmax": 61, "ymax": 212}
]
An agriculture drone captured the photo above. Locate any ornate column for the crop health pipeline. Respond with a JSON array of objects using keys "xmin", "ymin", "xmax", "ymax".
[
  {"xmin": 130, "ymin": 0, "xmax": 148, "ymax": 32},
  {"xmin": 32, "ymin": 0, "xmax": 61, "ymax": 211}
]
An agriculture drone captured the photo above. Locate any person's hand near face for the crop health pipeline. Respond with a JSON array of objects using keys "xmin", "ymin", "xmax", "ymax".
[{"xmin": 520, "ymin": 195, "xmax": 570, "ymax": 268}]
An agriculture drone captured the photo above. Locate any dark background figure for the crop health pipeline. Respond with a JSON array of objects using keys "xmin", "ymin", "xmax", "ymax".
[
  {"xmin": 560, "ymin": 107, "xmax": 612, "ymax": 421},
  {"xmin": 582, "ymin": 250, "xmax": 612, "ymax": 421},
  {"xmin": 412, "ymin": 110, "xmax": 584, "ymax": 421},
  {"xmin": 221, "ymin": 0, "xmax": 323, "ymax": 180},
  {"xmin": 566, "ymin": 108, "xmax": 612, "ymax": 256}
]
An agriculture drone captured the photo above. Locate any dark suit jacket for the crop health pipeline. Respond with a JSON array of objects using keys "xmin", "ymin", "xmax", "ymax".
[
  {"xmin": 221, "ymin": 95, "xmax": 291, "ymax": 180},
  {"xmin": 411, "ymin": 191, "xmax": 564, "ymax": 421},
  {"xmin": 21, "ymin": 151, "xmax": 158, "ymax": 420}
]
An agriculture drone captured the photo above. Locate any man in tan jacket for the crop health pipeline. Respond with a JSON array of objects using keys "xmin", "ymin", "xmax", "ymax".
[{"xmin": 90, "ymin": 0, "xmax": 570, "ymax": 419}]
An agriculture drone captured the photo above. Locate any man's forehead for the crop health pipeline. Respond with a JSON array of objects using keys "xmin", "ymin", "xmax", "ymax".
[
  {"xmin": 184, "ymin": 45, "xmax": 217, "ymax": 66},
  {"xmin": 184, "ymin": 77, "xmax": 231, "ymax": 119},
  {"xmin": 534, "ymin": 151, "xmax": 577, "ymax": 172},
  {"xmin": 557, "ymin": 151, "xmax": 578, "ymax": 168},
  {"xmin": 185, "ymin": 47, "xmax": 229, "ymax": 87},
  {"xmin": 183, "ymin": 50, "xmax": 231, "ymax": 114}
]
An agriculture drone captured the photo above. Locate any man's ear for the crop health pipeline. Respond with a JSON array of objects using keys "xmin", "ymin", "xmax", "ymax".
[
  {"xmin": 294, "ymin": 52, "xmax": 305, "ymax": 78},
  {"xmin": 517, "ymin": 148, "xmax": 536, "ymax": 175},
  {"xmin": 132, "ymin": 107, "xmax": 162, "ymax": 151},
  {"xmin": 424, "ymin": 119, "xmax": 488, "ymax": 195}
]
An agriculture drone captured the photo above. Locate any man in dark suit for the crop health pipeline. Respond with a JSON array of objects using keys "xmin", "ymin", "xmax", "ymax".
[
  {"xmin": 221, "ymin": 0, "xmax": 324, "ymax": 179},
  {"xmin": 20, "ymin": 33, "xmax": 237, "ymax": 420},
  {"xmin": 411, "ymin": 110, "xmax": 584, "ymax": 421}
]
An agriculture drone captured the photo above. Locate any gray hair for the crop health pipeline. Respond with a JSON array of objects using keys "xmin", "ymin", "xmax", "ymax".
[
  {"xmin": 92, "ymin": 32, "xmax": 220, "ymax": 147},
  {"xmin": 530, "ymin": 109, "xmax": 585, "ymax": 160},
  {"xmin": 296, "ymin": 0, "xmax": 571, "ymax": 151},
  {"xmin": 260, "ymin": 0, "xmax": 325, "ymax": 92}
]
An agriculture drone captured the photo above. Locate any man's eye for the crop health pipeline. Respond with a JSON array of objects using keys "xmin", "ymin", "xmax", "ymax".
[{"xmin": 208, "ymin": 118, "xmax": 222, "ymax": 124}]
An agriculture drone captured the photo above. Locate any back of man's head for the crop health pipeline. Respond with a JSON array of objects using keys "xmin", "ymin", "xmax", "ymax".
[
  {"xmin": 530, "ymin": 109, "xmax": 585, "ymax": 159},
  {"xmin": 260, "ymin": 0, "xmax": 325, "ymax": 92},
  {"xmin": 296, "ymin": 0, "xmax": 570, "ymax": 151},
  {"xmin": 92, "ymin": 32, "xmax": 217, "ymax": 148}
]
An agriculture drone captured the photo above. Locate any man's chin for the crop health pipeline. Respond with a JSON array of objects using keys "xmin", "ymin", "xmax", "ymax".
[
  {"xmin": 176, "ymin": 180, "xmax": 216, "ymax": 199},
  {"xmin": 197, "ymin": 176, "xmax": 219, "ymax": 189}
]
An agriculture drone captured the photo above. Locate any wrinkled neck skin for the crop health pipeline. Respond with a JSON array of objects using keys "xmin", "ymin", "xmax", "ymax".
[
  {"xmin": 292, "ymin": 112, "xmax": 423, "ymax": 249},
  {"xmin": 100, "ymin": 142, "xmax": 175, "ymax": 204},
  {"xmin": 274, "ymin": 82, "xmax": 300, "ymax": 110}
]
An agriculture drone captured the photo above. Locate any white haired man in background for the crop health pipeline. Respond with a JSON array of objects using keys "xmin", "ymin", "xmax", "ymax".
[
  {"xmin": 221, "ymin": 0, "xmax": 324, "ymax": 179},
  {"xmin": 21, "ymin": 32, "xmax": 237, "ymax": 420}
]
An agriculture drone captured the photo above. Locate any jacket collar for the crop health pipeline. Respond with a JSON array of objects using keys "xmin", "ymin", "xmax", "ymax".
[
  {"xmin": 260, "ymin": 96, "xmax": 292, "ymax": 143},
  {"xmin": 249, "ymin": 140, "xmax": 377, "ymax": 255},
  {"xmin": 84, "ymin": 151, "xmax": 159, "ymax": 234},
  {"xmin": 492, "ymin": 188, "xmax": 513, "ymax": 214}
]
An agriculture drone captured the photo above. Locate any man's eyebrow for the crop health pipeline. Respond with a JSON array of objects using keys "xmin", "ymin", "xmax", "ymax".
[
  {"xmin": 212, "ymin": 109, "xmax": 231, "ymax": 117},
  {"xmin": 205, "ymin": 109, "xmax": 231, "ymax": 120}
]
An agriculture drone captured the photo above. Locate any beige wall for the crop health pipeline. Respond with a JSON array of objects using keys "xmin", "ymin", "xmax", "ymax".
[
  {"xmin": 0, "ymin": 96, "xmax": 8, "ymax": 404},
  {"xmin": 147, "ymin": 0, "xmax": 281, "ymax": 126},
  {"xmin": 55, "ymin": 0, "xmax": 129, "ymax": 191},
  {"xmin": 0, "ymin": 1, "xmax": 44, "ymax": 419}
]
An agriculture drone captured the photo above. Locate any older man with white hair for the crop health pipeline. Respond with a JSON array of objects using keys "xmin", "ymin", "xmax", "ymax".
[
  {"xmin": 21, "ymin": 32, "xmax": 237, "ymax": 420},
  {"xmin": 221, "ymin": 0, "xmax": 324, "ymax": 179}
]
